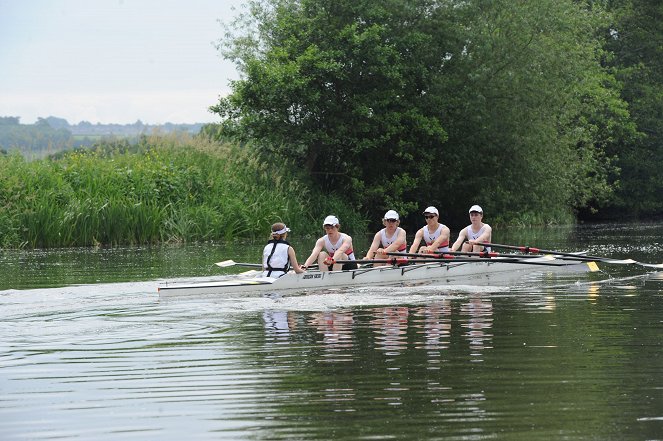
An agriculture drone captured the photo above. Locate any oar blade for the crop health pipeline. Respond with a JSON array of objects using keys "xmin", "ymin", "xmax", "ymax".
[
  {"xmin": 240, "ymin": 269, "xmax": 261, "ymax": 276},
  {"xmin": 216, "ymin": 260, "xmax": 264, "ymax": 268},
  {"xmin": 607, "ymin": 258, "xmax": 638, "ymax": 265}
]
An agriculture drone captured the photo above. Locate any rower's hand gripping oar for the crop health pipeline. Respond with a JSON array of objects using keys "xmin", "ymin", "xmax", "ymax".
[{"xmin": 475, "ymin": 242, "xmax": 663, "ymax": 269}]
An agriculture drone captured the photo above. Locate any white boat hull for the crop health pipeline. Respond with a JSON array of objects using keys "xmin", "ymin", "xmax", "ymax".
[{"xmin": 158, "ymin": 258, "xmax": 594, "ymax": 298}]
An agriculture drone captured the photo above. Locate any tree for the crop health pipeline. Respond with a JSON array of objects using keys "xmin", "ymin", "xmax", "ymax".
[
  {"xmin": 213, "ymin": 0, "xmax": 632, "ymax": 224},
  {"xmin": 602, "ymin": 0, "xmax": 663, "ymax": 216},
  {"xmin": 431, "ymin": 0, "xmax": 631, "ymax": 223},
  {"xmin": 213, "ymin": 0, "xmax": 451, "ymax": 216}
]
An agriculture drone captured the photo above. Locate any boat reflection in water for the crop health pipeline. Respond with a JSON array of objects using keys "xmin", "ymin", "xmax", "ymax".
[{"xmin": 261, "ymin": 296, "xmax": 495, "ymax": 366}]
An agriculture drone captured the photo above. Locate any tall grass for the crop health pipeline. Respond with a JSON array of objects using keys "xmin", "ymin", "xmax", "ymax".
[{"xmin": 0, "ymin": 134, "xmax": 366, "ymax": 248}]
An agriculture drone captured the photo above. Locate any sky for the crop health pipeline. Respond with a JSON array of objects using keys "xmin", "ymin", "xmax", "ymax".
[{"xmin": 0, "ymin": 0, "xmax": 246, "ymax": 125}]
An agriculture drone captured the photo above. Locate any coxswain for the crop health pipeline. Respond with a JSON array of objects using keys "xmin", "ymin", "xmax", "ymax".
[{"xmin": 262, "ymin": 222, "xmax": 306, "ymax": 278}]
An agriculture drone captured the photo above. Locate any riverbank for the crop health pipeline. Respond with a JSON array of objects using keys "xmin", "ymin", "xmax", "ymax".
[{"xmin": 0, "ymin": 134, "xmax": 366, "ymax": 248}]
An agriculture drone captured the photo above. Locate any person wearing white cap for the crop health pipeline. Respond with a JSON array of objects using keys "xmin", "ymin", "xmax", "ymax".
[
  {"xmin": 364, "ymin": 210, "xmax": 408, "ymax": 266},
  {"xmin": 262, "ymin": 222, "xmax": 306, "ymax": 278},
  {"xmin": 409, "ymin": 206, "xmax": 451, "ymax": 255},
  {"xmin": 302, "ymin": 215, "xmax": 357, "ymax": 271},
  {"xmin": 450, "ymin": 205, "xmax": 492, "ymax": 253}
]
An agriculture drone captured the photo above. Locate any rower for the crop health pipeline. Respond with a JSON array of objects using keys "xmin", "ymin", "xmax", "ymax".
[
  {"xmin": 302, "ymin": 215, "xmax": 358, "ymax": 271},
  {"xmin": 409, "ymin": 206, "xmax": 451, "ymax": 255},
  {"xmin": 364, "ymin": 210, "xmax": 408, "ymax": 266},
  {"xmin": 450, "ymin": 205, "xmax": 492, "ymax": 253},
  {"xmin": 262, "ymin": 222, "xmax": 306, "ymax": 278}
]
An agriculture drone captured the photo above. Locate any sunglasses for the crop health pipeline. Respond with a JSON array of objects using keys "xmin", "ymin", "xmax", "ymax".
[
  {"xmin": 424, "ymin": 214, "xmax": 436, "ymax": 219},
  {"xmin": 385, "ymin": 219, "xmax": 398, "ymax": 223}
]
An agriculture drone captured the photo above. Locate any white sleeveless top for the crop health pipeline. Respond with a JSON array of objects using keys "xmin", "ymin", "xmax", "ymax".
[
  {"xmin": 422, "ymin": 224, "xmax": 449, "ymax": 252},
  {"xmin": 262, "ymin": 240, "xmax": 290, "ymax": 277},
  {"xmin": 379, "ymin": 228, "xmax": 407, "ymax": 251},
  {"xmin": 465, "ymin": 225, "xmax": 491, "ymax": 251},
  {"xmin": 323, "ymin": 233, "xmax": 356, "ymax": 260}
]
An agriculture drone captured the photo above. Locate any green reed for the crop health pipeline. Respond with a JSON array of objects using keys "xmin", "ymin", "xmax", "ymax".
[{"xmin": 0, "ymin": 134, "xmax": 365, "ymax": 248}]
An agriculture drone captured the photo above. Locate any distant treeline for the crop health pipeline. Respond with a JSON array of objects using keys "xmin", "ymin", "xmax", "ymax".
[{"xmin": 0, "ymin": 116, "xmax": 205, "ymax": 159}]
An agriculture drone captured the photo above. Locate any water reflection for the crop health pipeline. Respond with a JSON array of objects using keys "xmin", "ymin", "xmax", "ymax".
[
  {"xmin": 460, "ymin": 296, "xmax": 493, "ymax": 361},
  {"xmin": 370, "ymin": 306, "xmax": 410, "ymax": 355},
  {"xmin": 412, "ymin": 300, "xmax": 452, "ymax": 353},
  {"xmin": 262, "ymin": 310, "xmax": 294, "ymax": 342},
  {"xmin": 260, "ymin": 299, "xmax": 496, "ymax": 367},
  {"xmin": 309, "ymin": 310, "xmax": 355, "ymax": 361}
]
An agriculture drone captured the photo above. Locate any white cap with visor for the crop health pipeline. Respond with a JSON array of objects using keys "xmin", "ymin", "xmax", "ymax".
[
  {"xmin": 383, "ymin": 210, "xmax": 400, "ymax": 220},
  {"xmin": 323, "ymin": 215, "xmax": 340, "ymax": 227}
]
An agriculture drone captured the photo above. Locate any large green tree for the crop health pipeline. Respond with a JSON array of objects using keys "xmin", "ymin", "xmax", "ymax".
[
  {"xmin": 433, "ymin": 0, "xmax": 632, "ymax": 223},
  {"xmin": 213, "ymin": 0, "xmax": 631, "ymax": 224},
  {"xmin": 602, "ymin": 0, "xmax": 663, "ymax": 217}
]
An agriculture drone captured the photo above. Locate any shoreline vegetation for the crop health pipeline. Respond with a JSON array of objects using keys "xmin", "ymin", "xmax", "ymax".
[{"xmin": 0, "ymin": 134, "xmax": 366, "ymax": 249}]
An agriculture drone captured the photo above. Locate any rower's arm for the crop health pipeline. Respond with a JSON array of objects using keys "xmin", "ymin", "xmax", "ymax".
[
  {"xmin": 303, "ymin": 239, "xmax": 324, "ymax": 267},
  {"xmin": 408, "ymin": 229, "xmax": 423, "ymax": 254},
  {"xmin": 470, "ymin": 224, "xmax": 492, "ymax": 244},
  {"xmin": 429, "ymin": 226, "xmax": 451, "ymax": 251},
  {"xmin": 332, "ymin": 235, "xmax": 352, "ymax": 260},
  {"xmin": 364, "ymin": 233, "xmax": 381, "ymax": 259},
  {"xmin": 384, "ymin": 228, "xmax": 407, "ymax": 253},
  {"xmin": 450, "ymin": 229, "xmax": 467, "ymax": 251}
]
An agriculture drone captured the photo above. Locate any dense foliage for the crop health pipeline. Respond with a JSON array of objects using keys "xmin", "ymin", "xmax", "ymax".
[
  {"xmin": 0, "ymin": 135, "xmax": 365, "ymax": 248},
  {"xmin": 212, "ymin": 0, "xmax": 644, "ymax": 225},
  {"xmin": 601, "ymin": 0, "xmax": 663, "ymax": 217}
]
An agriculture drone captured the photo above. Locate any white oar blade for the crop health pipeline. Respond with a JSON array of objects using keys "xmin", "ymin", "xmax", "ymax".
[
  {"xmin": 641, "ymin": 262, "xmax": 663, "ymax": 269},
  {"xmin": 215, "ymin": 260, "xmax": 237, "ymax": 268},
  {"xmin": 607, "ymin": 258, "xmax": 638, "ymax": 264},
  {"xmin": 240, "ymin": 269, "xmax": 260, "ymax": 276}
]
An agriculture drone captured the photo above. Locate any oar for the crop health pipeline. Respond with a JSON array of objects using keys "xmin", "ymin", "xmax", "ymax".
[
  {"xmin": 389, "ymin": 250, "xmax": 532, "ymax": 259},
  {"xmin": 354, "ymin": 256, "xmax": 572, "ymax": 267},
  {"xmin": 215, "ymin": 260, "xmax": 263, "ymax": 268},
  {"xmin": 476, "ymin": 242, "xmax": 663, "ymax": 269},
  {"xmin": 215, "ymin": 260, "xmax": 319, "ymax": 270},
  {"xmin": 389, "ymin": 250, "xmax": 578, "ymax": 261}
]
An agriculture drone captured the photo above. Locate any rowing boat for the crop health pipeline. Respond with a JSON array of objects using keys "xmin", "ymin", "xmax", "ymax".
[{"xmin": 157, "ymin": 256, "xmax": 596, "ymax": 298}]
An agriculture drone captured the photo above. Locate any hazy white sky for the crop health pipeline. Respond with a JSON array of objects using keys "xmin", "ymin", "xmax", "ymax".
[{"xmin": 0, "ymin": 0, "xmax": 245, "ymax": 124}]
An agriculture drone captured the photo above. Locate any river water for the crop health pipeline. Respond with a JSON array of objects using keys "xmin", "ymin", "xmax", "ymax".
[{"xmin": 1, "ymin": 223, "xmax": 662, "ymax": 440}]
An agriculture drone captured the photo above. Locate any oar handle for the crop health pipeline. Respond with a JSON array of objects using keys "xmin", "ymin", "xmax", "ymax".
[
  {"xmin": 474, "ymin": 242, "xmax": 663, "ymax": 268},
  {"xmin": 475, "ymin": 242, "xmax": 543, "ymax": 254},
  {"xmin": 388, "ymin": 251, "xmax": 501, "ymax": 259}
]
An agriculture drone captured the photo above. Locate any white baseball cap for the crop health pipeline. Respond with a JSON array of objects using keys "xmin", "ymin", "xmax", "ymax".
[
  {"xmin": 323, "ymin": 215, "xmax": 340, "ymax": 226},
  {"xmin": 383, "ymin": 210, "xmax": 399, "ymax": 220},
  {"xmin": 469, "ymin": 205, "xmax": 483, "ymax": 213},
  {"xmin": 423, "ymin": 206, "xmax": 439, "ymax": 216}
]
